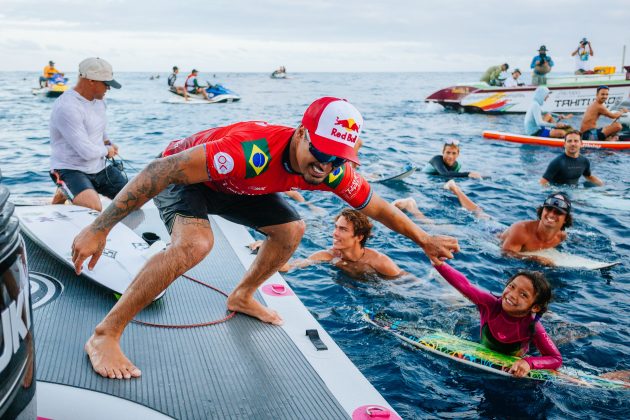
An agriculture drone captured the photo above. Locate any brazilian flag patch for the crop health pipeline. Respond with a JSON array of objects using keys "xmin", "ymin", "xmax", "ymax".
[
  {"xmin": 324, "ymin": 165, "xmax": 345, "ymax": 189},
  {"xmin": 242, "ymin": 138, "xmax": 271, "ymax": 178}
]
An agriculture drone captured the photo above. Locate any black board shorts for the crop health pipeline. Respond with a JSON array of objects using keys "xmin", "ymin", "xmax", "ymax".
[
  {"xmin": 50, "ymin": 166, "xmax": 127, "ymax": 201},
  {"xmin": 154, "ymin": 183, "xmax": 302, "ymax": 233}
]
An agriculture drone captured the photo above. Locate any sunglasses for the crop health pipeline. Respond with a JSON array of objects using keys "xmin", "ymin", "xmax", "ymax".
[
  {"xmin": 543, "ymin": 197, "xmax": 570, "ymax": 212},
  {"xmin": 444, "ymin": 139, "xmax": 460, "ymax": 146},
  {"xmin": 305, "ymin": 129, "xmax": 347, "ymax": 168}
]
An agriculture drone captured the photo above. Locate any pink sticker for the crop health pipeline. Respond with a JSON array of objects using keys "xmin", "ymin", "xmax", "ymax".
[
  {"xmin": 261, "ymin": 283, "xmax": 295, "ymax": 297},
  {"xmin": 352, "ymin": 405, "xmax": 401, "ymax": 420}
]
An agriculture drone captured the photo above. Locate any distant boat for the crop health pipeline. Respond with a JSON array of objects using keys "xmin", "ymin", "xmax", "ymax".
[
  {"xmin": 271, "ymin": 70, "xmax": 287, "ymax": 79},
  {"xmin": 426, "ymin": 66, "xmax": 630, "ymax": 114}
]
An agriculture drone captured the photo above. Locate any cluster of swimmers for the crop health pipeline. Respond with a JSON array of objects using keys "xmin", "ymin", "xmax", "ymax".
[{"xmin": 267, "ymin": 132, "xmax": 620, "ymax": 378}]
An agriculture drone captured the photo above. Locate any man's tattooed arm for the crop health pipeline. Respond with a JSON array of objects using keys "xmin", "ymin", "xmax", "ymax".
[{"xmin": 91, "ymin": 146, "xmax": 208, "ymax": 232}]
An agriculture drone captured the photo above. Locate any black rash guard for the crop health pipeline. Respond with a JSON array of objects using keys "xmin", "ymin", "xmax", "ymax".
[{"xmin": 542, "ymin": 153, "xmax": 591, "ymax": 185}]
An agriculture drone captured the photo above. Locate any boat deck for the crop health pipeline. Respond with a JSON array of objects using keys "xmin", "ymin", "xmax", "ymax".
[{"xmin": 27, "ymin": 206, "xmax": 397, "ymax": 419}]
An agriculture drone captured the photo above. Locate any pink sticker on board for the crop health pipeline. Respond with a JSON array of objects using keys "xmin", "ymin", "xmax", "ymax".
[
  {"xmin": 352, "ymin": 405, "xmax": 400, "ymax": 420},
  {"xmin": 261, "ymin": 283, "xmax": 295, "ymax": 297}
]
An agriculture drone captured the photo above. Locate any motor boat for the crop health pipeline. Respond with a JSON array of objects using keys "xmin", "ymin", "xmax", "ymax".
[
  {"xmin": 169, "ymin": 82, "xmax": 241, "ymax": 103},
  {"xmin": 426, "ymin": 66, "xmax": 630, "ymax": 114},
  {"xmin": 270, "ymin": 71, "xmax": 287, "ymax": 79},
  {"xmin": 32, "ymin": 73, "xmax": 69, "ymax": 98}
]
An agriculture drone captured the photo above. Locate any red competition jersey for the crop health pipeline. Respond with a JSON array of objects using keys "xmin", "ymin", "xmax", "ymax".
[{"xmin": 162, "ymin": 121, "xmax": 373, "ymax": 209}]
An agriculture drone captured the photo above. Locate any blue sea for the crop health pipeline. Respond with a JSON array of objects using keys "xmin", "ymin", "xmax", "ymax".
[{"xmin": 1, "ymin": 72, "xmax": 628, "ymax": 419}]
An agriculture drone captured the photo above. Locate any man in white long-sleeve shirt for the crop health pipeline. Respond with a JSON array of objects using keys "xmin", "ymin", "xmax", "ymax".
[{"xmin": 50, "ymin": 57, "xmax": 126, "ymax": 211}]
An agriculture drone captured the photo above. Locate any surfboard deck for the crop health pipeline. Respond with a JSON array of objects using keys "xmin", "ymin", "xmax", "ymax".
[
  {"xmin": 15, "ymin": 205, "xmax": 165, "ymax": 299},
  {"xmin": 520, "ymin": 249, "xmax": 620, "ymax": 270},
  {"xmin": 362, "ymin": 310, "xmax": 629, "ymax": 389},
  {"xmin": 365, "ymin": 165, "xmax": 416, "ymax": 183}
]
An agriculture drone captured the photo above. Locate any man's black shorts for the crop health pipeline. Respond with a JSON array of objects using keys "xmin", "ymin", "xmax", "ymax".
[
  {"xmin": 154, "ymin": 183, "xmax": 302, "ymax": 233},
  {"xmin": 50, "ymin": 165, "xmax": 127, "ymax": 200}
]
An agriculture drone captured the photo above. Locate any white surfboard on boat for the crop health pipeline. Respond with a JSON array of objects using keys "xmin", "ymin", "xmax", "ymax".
[
  {"xmin": 520, "ymin": 248, "xmax": 620, "ymax": 270},
  {"xmin": 15, "ymin": 204, "xmax": 166, "ymax": 298}
]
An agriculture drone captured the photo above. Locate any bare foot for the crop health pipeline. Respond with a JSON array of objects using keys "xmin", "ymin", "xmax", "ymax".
[
  {"xmin": 392, "ymin": 197, "xmax": 417, "ymax": 212},
  {"xmin": 227, "ymin": 290, "xmax": 283, "ymax": 325},
  {"xmin": 443, "ymin": 179, "xmax": 456, "ymax": 192},
  {"xmin": 85, "ymin": 333, "xmax": 142, "ymax": 379},
  {"xmin": 600, "ymin": 370, "xmax": 630, "ymax": 383}
]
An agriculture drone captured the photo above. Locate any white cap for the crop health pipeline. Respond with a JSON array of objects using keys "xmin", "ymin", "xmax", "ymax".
[{"xmin": 78, "ymin": 57, "xmax": 121, "ymax": 89}]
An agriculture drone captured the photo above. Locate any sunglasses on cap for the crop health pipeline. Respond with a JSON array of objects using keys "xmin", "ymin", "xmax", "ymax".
[
  {"xmin": 305, "ymin": 129, "xmax": 347, "ymax": 168},
  {"xmin": 543, "ymin": 196, "xmax": 570, "ymax": 212}
]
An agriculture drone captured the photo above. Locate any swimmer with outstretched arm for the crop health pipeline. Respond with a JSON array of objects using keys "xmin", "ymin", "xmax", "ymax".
[{"xmin": 433, "ymin": 261, "xmax": 562, "ymax": 377}]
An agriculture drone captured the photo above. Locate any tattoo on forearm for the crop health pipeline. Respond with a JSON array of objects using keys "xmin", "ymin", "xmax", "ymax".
[{"xmin": 92, "ymin": 152, "xmax": 194, "ymax": 232}]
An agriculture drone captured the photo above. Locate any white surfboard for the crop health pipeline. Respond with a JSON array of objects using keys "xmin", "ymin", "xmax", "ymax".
[
  {"xmin": 363, "ymin": 165, "xmax": 416, "ymax": 183},
  {"xmin": 15, "ymin": 205, "xmax": 166, "ymax": 299},
  {"xmin": 520, "ymin": 248, "xmax": 620, "ymax": 270}
]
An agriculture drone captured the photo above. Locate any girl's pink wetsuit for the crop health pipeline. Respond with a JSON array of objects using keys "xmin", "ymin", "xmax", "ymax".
[{"xmin": 435, "ymin": 263, "xmax": 562, "ymax": 370}]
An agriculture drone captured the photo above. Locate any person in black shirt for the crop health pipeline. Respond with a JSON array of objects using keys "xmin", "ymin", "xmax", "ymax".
[
  {"xmin": 423, "ymin": 140, "xmax": 482, "ymax": 179},
  {"xmin": 540, "ymin": 130, "xmax": 603, "ymax": 186}
]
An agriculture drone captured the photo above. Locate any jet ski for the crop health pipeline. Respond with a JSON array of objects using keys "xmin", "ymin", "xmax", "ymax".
[
  {"xmin": 32, "ymin": 73, "xmax": 69, "ymax": 98},
  {"xmin": 169, "ymin": 82, "xmax": 240, "ymax": 103}
]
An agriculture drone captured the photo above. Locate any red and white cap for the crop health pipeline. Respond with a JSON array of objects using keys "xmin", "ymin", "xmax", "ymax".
[{"xmin": 302, "ymin": 97, "xmax": 363, "ymax": 164}]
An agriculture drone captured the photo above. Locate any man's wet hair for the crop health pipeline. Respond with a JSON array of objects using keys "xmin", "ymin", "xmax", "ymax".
[
  {"xmin": 336, "ymin": 209, "xmax": 373, "ymax": 248},
  {"xmin": 536, "ymin": 191, "xmax": 573, "ymax": 230},
  {"xmin": 564, "ymin": 129, "xmax": 581, "ymax": 140},
  {"xmin": 536, "ymin": 205, "xmax": 573, "ymax": 230},
  {"xmin": 596, "ymin": 85, "xmax": 609, "ymax": 93},
  {"xmin": 173, "ymin": 66, "xmax": 178, "ymax": 71}
]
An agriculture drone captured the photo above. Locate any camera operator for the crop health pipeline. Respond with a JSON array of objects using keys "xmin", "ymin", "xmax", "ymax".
[
  {"xmin": 572, "ymin": 38, "xmax": 594, "ymax": 75},
  {"xmin": 530, "ymin": 45, "xmax": 554, "ymax": 86}
]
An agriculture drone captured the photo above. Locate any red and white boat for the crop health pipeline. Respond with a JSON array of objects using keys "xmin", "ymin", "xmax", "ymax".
[{"xmin": 427, "ymin": 67, "xmax": 630, "ymax": 114}]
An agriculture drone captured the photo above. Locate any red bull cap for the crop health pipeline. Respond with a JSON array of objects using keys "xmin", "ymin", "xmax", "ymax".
[{"xmin": 302, "ymin": 97, "xmax": 363, "ymax": 164}]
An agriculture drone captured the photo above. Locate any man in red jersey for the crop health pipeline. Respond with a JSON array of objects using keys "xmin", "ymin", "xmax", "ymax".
[{"xmin": 71, "ymin": 97, "xmax": 460, "ymax": 380}]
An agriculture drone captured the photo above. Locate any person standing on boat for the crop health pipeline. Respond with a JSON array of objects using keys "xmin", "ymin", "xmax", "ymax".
[
  {"xmin": 167, "ymin": 66, "xmax": 188, "ymax": 100},
  {"xmin": 530, "ymin": 46, "xmax": 554, "ymax": 86},
  {"xmin": 40, "ymin": 60, "xmax": 62, "ymax": 88},
  {"xmin": 580, "ymin": 85, "xmax": 628, "ymax": 141},
  {"xmin": 503, "ymin": 69, "xmax": 524, "ymax": 88},
  {"xmin": 49, "ymin": 57, "xmax": 126, "ymax": 211},
  {"xmin": 524, "ymin": 86, "xmax": 569, "ymax": 138},
  {"xmin": 70, "ymin": 96, "xmax": 460, "ymax": 380},
  {"xmin": 540, "ymin": 130, "xmax": 604, "ymax": 186},
  {"xmin": 423, "ymin": 140, "xmax": 482, "ymax": 179},
  {"xmin": 480, "ymin": 63, "xmax": 509, "ymax": 86},
  {"xmin": 572, "ymin": 38, "xmax": 594, "ymax": 75},
  {"xmin": 185, "ymin": 69, "xmax": 210, "ymax": 100}
]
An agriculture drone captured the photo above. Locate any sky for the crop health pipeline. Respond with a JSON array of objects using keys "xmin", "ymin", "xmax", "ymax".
[{"xmin": 1, "ymin": 0, "xmax": 629, "ymax": 73}]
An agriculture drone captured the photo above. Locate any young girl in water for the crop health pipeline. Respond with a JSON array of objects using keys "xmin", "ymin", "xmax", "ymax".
[{"xmin": 434, "ymin": 262, "xmax": 562, "ymax": 377}]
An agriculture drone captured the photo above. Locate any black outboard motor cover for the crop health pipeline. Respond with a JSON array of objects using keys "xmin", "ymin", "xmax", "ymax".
[{"xmin": 0, "ymin": 172, "xmax": 36, "ymax": 420}]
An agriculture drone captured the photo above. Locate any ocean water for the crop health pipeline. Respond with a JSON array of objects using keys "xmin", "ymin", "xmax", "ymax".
[{"xmin": 1, "ymin": 71, "xmax": 628, "ymax": 419}]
